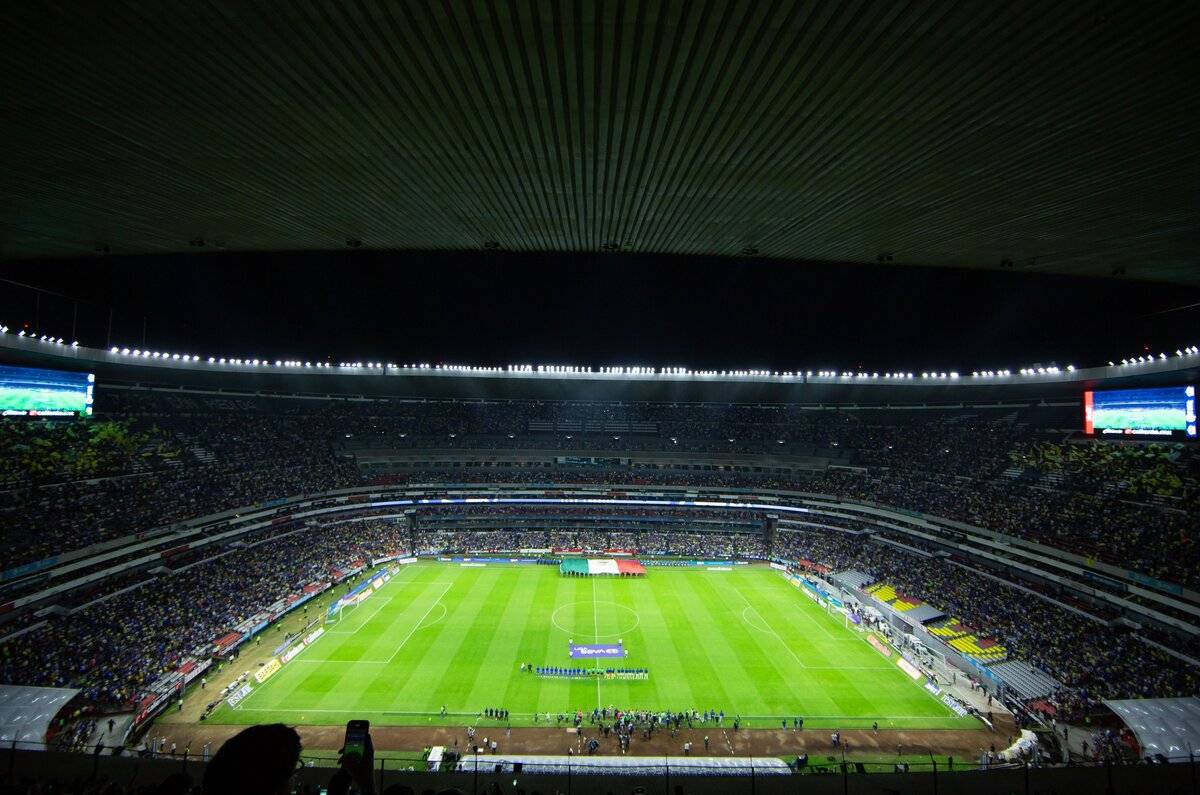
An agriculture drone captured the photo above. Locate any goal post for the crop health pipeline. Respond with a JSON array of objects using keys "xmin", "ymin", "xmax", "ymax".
[{"xmin": 324, "ymin": 598, "xmax": 347, "ymax": 626}]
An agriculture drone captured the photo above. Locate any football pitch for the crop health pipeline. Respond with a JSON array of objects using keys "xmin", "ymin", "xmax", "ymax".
[
  {"xmin": 0, "ymin": 385, "xmax": 87, "ymax": 413},
  {"xmin": 212, "ymin": 562, "xmax": 970, "ymax": 730}
]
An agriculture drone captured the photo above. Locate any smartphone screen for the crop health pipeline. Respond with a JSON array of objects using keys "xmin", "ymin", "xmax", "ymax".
[{"xmin": 343, "ymin": 719, "xmax": 370, "ymax": 760}]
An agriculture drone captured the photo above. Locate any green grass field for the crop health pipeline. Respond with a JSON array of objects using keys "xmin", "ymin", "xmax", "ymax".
[
  {"xmin": 212, "ymin": 562, "xmax": 970, "ymax": 730},
  {"xmin": 1093, "ymin": 407, "xmax": 1185, "ymax": 430},
  {"xmin": 0, "ymin": 385, "xmax": 88, "ymax": 413}
]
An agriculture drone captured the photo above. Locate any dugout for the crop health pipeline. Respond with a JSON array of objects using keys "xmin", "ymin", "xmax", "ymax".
[
  {"xmin": 0, "ymin": 684, "xmax": 82, "ymax": 750},
  {"xmin": 1104, "ymin": 697, "xmax": 1200, "ymax": 763}
]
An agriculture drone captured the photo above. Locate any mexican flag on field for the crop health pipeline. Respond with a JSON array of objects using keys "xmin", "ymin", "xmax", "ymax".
[{"xmin": 560, "ymin": 558, "xmax": 646, "ymax": 576}]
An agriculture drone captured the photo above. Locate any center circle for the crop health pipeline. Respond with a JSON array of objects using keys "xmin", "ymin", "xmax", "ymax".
[{"xmin": 551, "ymin": 600, "xmax": 640, "ymax": 639}]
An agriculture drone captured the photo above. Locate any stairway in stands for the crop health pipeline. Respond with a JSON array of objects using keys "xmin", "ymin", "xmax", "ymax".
[
  {"xmin": 188, "ymin": 446, "xmax": 216, "ymax": 465},
  {"xmin": 990, "ymin": 660, "xmax": 1062, "ymax": 700}
]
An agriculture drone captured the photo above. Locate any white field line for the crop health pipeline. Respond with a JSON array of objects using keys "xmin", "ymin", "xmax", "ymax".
[
  {"xmin": 384, "ymin": 582, "xmax": 454, "ymax": 664},
  {"xmin": 324, "ymin": 564, "xmax": 426, "ymax": 634},
  {"xmin": 230, "ymin": 705, "xmax": 951, "ymax": 721},
  {"xmin": 779, "ymin": 587, "xmax": 840, "ymax": 640},
  {"xmin": 326, "ymin": 596, "xmax": 393, "ymax": 634},
  {"xmin": 770, "ymin": 575, "xmax": 859, "ymax": 642},
  {"xmin": 728, "ymin": 586, "xmax": 806, "ymax": 668},
  {"xmin": 592, "ymin": 576, "xmax": 601, "ymax": 709},
  {"xmin": 301, "ymin": 577, "xmax": 456, "ymax": 663}
]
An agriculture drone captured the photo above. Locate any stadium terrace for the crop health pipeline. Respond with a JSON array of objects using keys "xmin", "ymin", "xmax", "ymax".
[
  {"xmin": 0, "ymin": 353, "xmax": 1196, "ymax": 790},
  {"xmin": 3, "ymin": 1, "xmax": 1199, "ymax": 789}
]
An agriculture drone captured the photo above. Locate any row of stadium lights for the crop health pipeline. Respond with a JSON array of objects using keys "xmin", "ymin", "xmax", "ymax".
[
  {"xmin": 1111, "ymin": 347, "xmax": 1199, "ymax": 366},
  {"xmin": 2, "ymin": 328, "xmax": 79, "ymax": 348},
  {"xmin": 1, "ymin": 325, "xmax": 1198, "ymax": 380}
]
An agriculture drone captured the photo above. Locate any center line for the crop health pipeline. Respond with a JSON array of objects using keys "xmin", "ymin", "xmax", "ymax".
[{"xmin": 592, "ymin": 576, "xmax": 601, "ymax": 709}]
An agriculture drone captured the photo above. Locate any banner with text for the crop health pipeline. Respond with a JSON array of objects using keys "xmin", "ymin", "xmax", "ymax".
[{"xmin": 569, "ymin": 642, "xmax": 626, "ymax": 659}]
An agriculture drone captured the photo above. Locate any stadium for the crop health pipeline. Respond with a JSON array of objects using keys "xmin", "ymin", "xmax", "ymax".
[{"xmin": 2, "ymin": 3, "xmax": 1199, "ymax": 795}]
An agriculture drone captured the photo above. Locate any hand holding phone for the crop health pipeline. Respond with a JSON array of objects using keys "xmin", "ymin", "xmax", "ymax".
[
  {"xmin": 336, "ymin": 720, "xmax": 375, "ymax": 795},
  {"xmin": 342, "ymin": 720, "xmax": 370, "ymax": 761}
]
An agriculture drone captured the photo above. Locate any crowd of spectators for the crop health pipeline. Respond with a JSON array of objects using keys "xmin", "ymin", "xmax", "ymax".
[
  {"xmin": 414, "ymin": 529, "xmax": 767, "ymax": 559},
  {"xmin": 3, "ymin": 390, "xmax": 1195, "ymax": 581},
  {"xmin": 48, "ymin": 718, "xmax": 97, "ymax": 753},
  {"xmin": 795, "ymin": 468, "xmax": 1200, "ymax": 588},
  {"xmin": 771, "ymin": 529, "xmax": 1199, "ymax": 714},
  {"xmin": 0, "ymin": 521, "xmax": 405, "ymax": 705},
  {"xmin": 0, "ymin": 401, "xmax": 358, "ymax": 566},
  {"xmin": 1009, "ymin": 441, "xmax": 1195, "ymax": 499},
  {"xmin": 381, "ymin": 461, "xmax": 1200, "ymax": 587}
]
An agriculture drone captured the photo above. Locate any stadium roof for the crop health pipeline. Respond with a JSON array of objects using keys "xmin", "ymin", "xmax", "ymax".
[
  {"xmin": 2, "ymin": 2, "xmax": 1197, "ymax": 284},
  {"xmin": 0, "ymin": 685, "xmax": 81, "ymax": 750}
]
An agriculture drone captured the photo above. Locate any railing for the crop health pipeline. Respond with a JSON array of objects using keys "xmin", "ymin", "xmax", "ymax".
[{"xmin": 6, "ymin": 742, "xmax": 1199, "ymax": 795}]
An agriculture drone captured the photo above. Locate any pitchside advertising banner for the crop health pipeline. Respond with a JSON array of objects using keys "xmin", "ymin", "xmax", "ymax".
[
  {"xmin": 569, "ymin": 642, "xmax": 626, "ymax": 659},
  {"xmin": 941, "ymin": 694, "xmax": 970, "ymax": 717},
  {"xmin": 896, "ymin": 656, "xmax": 923, "ymax": 680},
  {"xmin": 226, "ymin": 683, "xmax": 253, "ymax": 708},
  {"xmin": 254, "ymin": 658, "xmax": 282, "ymax": 683},
  {"xmin": 867, "ymin": 634, "xmax": 892, "ymax": 657}
]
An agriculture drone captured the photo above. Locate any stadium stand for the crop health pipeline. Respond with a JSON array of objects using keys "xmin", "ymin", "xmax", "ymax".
[
  {"xmin": 0, "ymin": 521, "xmax": 405, "ymax": 704},
  {"xmin": 3, "ymin": 392, "xmax": 1197, "ymax": 585},
  {"xmin": 0, "ymin": 387, "xmax": 1197, "ymax": 733}
]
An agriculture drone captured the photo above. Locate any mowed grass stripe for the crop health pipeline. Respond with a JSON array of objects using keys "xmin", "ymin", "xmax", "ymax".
[
  {"xmin": 632, "ymin": 572, "xmax": 700, "ymax": 709},
  {"xmin": 284, "ymin": 577, "xmax": 450, "ymax": 713},
  {"xmin": 533, "ymin": 575, "xmax": 572, "ymax": 715},
  {"xmin": 683, "ymin": 570, "xmax": 810, "ymax": 716},
  {"xmin": 412, "ymin": 569, "xmax": 501, "ymax": 712},
  {"xmin": 355, "ymin": 580, "xmax": 459, "ymax": 712},
  {"xmin": 397, "ymin": 569, "xmax": 482, "ymax": 712},
  {"xmin": 213, "ymin": 562, "xmax": 974, "ymax": 729},
  {"xmin": 681, "ymin": 570, "xmax": 805, "ymax": 713},
  {"xmin": 502, "ymin": 565, "xmax": 559, "ymax": 713},
  {"xmin": 590, "ymin": 575, "xmax": 655, "ymax": 710},
  {"xmin": 663, "ymin": 571, "xmax": 753, "ymax": 712},
  {"xmin": 759, "ymin": 594, "xmax": 869, "ymax": 720},
  {"xmin": 243, "ymin": 575, "xmax": 447, "ymax": 714},
  {"xmin": 746, "ymin": 573, "xmax": 946, "ymax": 724},
  {"xmin": 465, "ymin": 568, "xmax": 540, "ymax": 711},
  {"xmin": 601, "ymin": 575, "xmax": 668, "ymax": 710},
  {"xmin": 749, "ymin": 573, "xmax": 964, "ymax": 728}
]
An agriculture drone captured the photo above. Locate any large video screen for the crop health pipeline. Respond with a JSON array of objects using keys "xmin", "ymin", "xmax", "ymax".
[
  {"xmin": 1084, "ymin": 385, "xmax": 1196, "ymax": 439},
  {"xmin": 0, "ymin": 364, "xmax": 94, "ymax": 417}
]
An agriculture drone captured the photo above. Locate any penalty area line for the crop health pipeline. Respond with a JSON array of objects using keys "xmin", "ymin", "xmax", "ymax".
[
  {"xmin": 384, "ymin": 581, "xmax": 454, "ymax": 664},
  {"xmin": 326, "ymin": 596, "xmax": 393, "ymax": 634},
  {"xmin": 730, "ymin": 589, "xmax": 806, "ymax": 668}
]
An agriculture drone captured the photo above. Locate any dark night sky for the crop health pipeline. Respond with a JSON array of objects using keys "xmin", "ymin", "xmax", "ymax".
[{"xmin": 2, "ymin": 251, "xmax": 1198, "ymax": 372}]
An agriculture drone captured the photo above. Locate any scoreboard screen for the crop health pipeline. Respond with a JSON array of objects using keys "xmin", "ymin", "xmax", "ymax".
[
  {"xmin": 0, "ymin": 364, "xmax": 94, "ymax": 417},
  {"xmin": 1083, "ymin": 385, "xmax": 1196, "ymax": 439}
]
